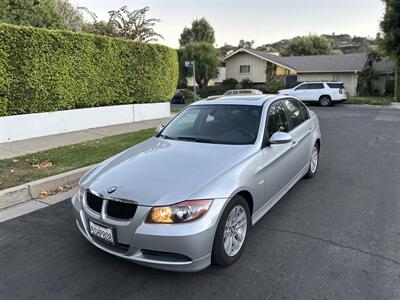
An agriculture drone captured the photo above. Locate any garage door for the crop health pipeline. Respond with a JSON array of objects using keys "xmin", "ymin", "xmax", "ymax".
[{"xmin": 333, "ymin": 74, "xmax": 358, "ymax": 96}]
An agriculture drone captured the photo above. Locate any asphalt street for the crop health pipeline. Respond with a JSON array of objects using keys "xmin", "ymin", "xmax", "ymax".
[{"xmin": 1, "ymin": 105, "xmax": 400, "ymax": 299}]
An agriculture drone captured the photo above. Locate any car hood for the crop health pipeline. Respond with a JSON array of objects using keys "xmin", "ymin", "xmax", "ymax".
[
  {"xmin": 81, "ymin": 137, "xmax": 255, "ymax": 206},
  {"xmin": 278, "ymin": 89, "xmax": 292, "ymax": 94}
]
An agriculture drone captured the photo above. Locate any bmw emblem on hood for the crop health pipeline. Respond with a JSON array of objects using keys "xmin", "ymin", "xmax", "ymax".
[{"xmin": 107, "ymin": 186, "xmax": 117, "ymax": 194}]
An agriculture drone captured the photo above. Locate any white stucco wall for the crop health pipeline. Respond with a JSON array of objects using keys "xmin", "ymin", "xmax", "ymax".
[
  {"xmin": 225, "ymin": 52, "xmax": 267, "ymax": 83},
  {"xmin": 0, "ymin": 102, "xmax": 170, "ymax": 143}
]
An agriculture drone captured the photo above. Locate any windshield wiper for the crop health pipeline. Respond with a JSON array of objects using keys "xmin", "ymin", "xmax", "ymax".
[
  {"xmin": 174, "ymin": 136, "xmax": 223, "ymax": 144},
  {"xmin": 159, "ymin": 134, "xmax": 176, "ymax": 140}
]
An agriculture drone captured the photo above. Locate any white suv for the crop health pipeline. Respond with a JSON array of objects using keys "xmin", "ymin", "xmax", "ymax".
[{"xmin": 278, "ymin": 82, "xmax": 347, "ymax": 107}]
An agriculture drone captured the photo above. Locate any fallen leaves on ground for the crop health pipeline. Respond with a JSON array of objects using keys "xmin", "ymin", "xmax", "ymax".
[
  {"xmin": 32, "ymin": 159, "xmax": 53, "ymax": 169},
  {"xmin": 40, "ymin": 184, "xmax": 72, "ymax": 198}
]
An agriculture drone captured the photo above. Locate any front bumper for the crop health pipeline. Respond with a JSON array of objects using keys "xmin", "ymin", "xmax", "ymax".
[{"xmin": 71, "ymin": 193, "xmax": 226, "ymax": 272}]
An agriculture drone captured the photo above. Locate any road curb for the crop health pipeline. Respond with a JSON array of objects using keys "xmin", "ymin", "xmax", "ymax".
[
  {"xmin": 0, "ymin": 164, "xmax": 96, "ymax": 210},
  {"xmin": 340, "ymin": 103, "xmax": 400, "ymax": 109}
]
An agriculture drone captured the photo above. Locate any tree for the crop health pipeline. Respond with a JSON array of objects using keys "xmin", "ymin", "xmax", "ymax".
[
  {"xmin": 380, "ymin": 0, "xmax": 400, "ymax": 101},
  {"xmin": 179, "ymin": 18, "xmax": 215, "ymax": 47},
  {"xmin": 83, "ymin": 19, "xmax": 116, "ymax": 37},
  {"xmin": 0, "ymin": 0, "xmax": 63, "ymax": 29},
  {"xmin": 219, "ymin": 43, "xmax": 236, "ymax": 57},
  {"xmin": 0, "ymin": 0, "xmax": 85, "ymax": 31},
  {"xmin": 238, "ymin": 39, "xmax": 254, "ymax": 49},
  {"xmin": 181, "ymin": 42, "xmax": 219, "ymax": 89},
  {"xmin": 85, "ymin": 6, "xmax": 163, "ymax": 42},
  {"xmin": 281, "ymin": 35, "xmax": 332, "ymax": 56},
  {"xmin": 56, "ymin": 0, "xmax": 86, "ymax": 31},
  {"xmin": 357, "ymin": 51, "xmax": 381, "ymax": 96},
  {"xmin": 255, "ymin": 45, "xmax": 278, "ymax": 53}
]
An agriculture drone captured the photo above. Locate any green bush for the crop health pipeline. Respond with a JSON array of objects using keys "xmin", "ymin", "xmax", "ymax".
[
  {"xmin": 0, "ymin": 23, "xmax": 178, "ymax": 116},
  {"xmin": 240, "ymin": 78, "xmax": 253, "ymax": 89},
  {"xmin": 0, "ymin": 47, "xmax": 9, "ymax": 115},
  {"xmin": 265, "ymin": 80, "xmax": 285, "ymax": 93},
  {"xmin": 198, "ymin": 85, "xmax": 226, "ymax": 99},
  {"xmin": 221, "ymin": 78, "xmax": 238, "ymax": 90},
  {"xmin": 181, "ymin": 89, "xmax": 193, "ymax": 101}
]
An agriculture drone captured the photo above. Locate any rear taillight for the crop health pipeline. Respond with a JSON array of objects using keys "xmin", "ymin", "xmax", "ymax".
[{"xmin": 339, "ymin": 88, "xmax": 345, "ymax": 94}]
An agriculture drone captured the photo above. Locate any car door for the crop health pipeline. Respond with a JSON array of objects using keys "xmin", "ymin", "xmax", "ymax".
[
  {"xmin": 282, "ymin": 98, "xmax": 312, "ymax": 176},
  {"xmin": 307, "ymin": 83, "xmax": 325, "ymax": 101},
  {"xmin": 292, "ymin": 84, "xmax": 309, "ymax": 101},
  {"xmin": 259, "ymin": 100, "xmax": 294, "ymax": 206}
]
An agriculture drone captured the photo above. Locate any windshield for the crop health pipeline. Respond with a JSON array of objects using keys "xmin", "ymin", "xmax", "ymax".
[{"xmin": 160, "ymin": 105, "xmax": 262, "ymax": 145}]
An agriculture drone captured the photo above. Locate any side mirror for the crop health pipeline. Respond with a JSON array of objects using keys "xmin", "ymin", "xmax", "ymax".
[
  {"xmin": 269, "ymin": 132, "xmax": 292, "ymax": 145},
  {"xmin": 155, "ymin": 124, "xmax": 164, "ymax": 134}
]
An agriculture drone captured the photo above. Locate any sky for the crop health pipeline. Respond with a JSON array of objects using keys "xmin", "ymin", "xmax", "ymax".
[{"xmin": 69, "ymin": 0, "xmax": 385, "ymax": 48}]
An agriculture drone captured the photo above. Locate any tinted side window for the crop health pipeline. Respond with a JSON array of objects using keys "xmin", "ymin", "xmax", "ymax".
[
  {"xmin": 295, "ymin": 84, "xmax": 309, "ymax": 90},
  {"xmin": 327, "ymin": 83, "xmax": 344, "ymax": 89},
  {"xmin": 239, "ymin": 90, "xmax": 252, "ymax": 95},
  {"xmin": 283, "ymin": 99, "xmax": 304, "ymax": 129},
  {"xmin": 308, "ymin": 83, "xmax": 324, "ymax": 89},
  {"xmin": 267, "ymin": 101, "xmax": 290, "ymax": 136},
  {"xmin": 298, "ymin": 101, "xmax": 310, "ymax": 120}
]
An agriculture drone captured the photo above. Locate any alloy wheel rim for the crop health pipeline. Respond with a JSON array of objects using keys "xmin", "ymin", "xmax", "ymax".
[
  {"xmin": 223, "ymin": 205, "xmax": 247, "ymax": 257},
  {"xmin": 321, "ymin": 97, "xmax": 330, "ymax": 106},
  {"xmin": 310, "ymin": 145, "xmax": 318, "ymax": 173}
]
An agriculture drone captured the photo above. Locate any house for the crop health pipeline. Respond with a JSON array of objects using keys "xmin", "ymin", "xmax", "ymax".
[{"xmin": 223, "ymin": 48, "xmax": 394, "ymax": 96}]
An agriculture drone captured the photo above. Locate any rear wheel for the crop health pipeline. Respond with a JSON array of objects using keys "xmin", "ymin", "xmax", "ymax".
[
  {"xmin": 319, "ymin": 96, "xmax": 332, "ymax": 107},
  {"xmin": 305, "ymin": 143, "xmax": 319, "ymax": 178},
  {"xmin": 212, "ymin": 195, "xmax": 250, "ymax": 266}
]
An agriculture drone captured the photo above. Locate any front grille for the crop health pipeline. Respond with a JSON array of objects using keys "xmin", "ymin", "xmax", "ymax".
[
  {"xmin": 106, "ymin": 200, "xmax": 137, "ymax": 220},
  {"xmin": 86, "ymin": 192, "xmax": 103, "ymax": 213}
]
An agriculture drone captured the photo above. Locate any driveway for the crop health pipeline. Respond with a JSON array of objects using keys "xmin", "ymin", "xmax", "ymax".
[{"xmin": 1, "ymin": 106, "xmax": 400, "ymax": 299}]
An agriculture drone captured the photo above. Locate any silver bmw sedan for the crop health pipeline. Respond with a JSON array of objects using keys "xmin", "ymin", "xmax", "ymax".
[{"xmin": 71, "ymin": 94, "xmax": 321, "ymax": 272}]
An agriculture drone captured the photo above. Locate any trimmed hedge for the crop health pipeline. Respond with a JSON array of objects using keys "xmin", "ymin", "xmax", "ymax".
[{"xmin": 0, "ymin": 24, "xmax": 178, "ymax": 116}]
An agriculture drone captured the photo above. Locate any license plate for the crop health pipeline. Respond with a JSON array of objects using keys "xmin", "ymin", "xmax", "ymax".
[{"xmin": 89, "ymin": 221, "xmax": 114, "ymax": 244}]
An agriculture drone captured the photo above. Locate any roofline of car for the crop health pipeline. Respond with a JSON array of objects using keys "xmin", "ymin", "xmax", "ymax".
[{"xmin": 191, "ymin": 94, "xmax": 291, "ymax": 107}]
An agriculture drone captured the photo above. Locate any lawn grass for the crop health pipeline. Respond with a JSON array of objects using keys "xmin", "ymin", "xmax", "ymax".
[
  {"xmin": 0, "ymin": 128, "xmax": 155, "ymax": 190},
  {"xmin": 346, "ymin": 96, "xmax": 393, "ymax": 106},
  {"xmin": 171, "ymin": 106, "xmax": 183, "ymax": 113}
]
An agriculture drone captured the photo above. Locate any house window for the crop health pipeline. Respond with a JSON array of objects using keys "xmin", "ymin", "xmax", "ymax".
[{"xmin": 240, "ymin": 65, "xmax": 250, "ymax": 74}]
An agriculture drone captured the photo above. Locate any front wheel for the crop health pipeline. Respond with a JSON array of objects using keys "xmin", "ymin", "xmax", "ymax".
[
  {"xmin": 212, "ymin": 195, "xmax": 250, "ymax": 266},
  {"xmin": 305, "ymin": 143, "xmax": 319, "ymax": 178}
]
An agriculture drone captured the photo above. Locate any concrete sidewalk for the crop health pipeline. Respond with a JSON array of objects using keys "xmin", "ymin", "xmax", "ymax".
[{"xmin": 0, "ymin": 117, "xmax": 172, "ymax": 159}]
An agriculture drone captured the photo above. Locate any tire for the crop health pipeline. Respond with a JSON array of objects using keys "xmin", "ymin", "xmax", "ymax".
[
  {"xmin": 319, "ymin": 96, "xmax": 332, "ymax": 107},
  {"xmin": 305, "ymin": 143, "xmax": 319, "ymax": 179},
  {"xmin": 212, "ymin": 195, "xmax": 250, "ymax": 267}
]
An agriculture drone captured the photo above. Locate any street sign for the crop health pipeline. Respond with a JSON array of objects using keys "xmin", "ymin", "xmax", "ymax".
[{"xmin": 184, "ymin": 61, "xmax": 194, "ymax": 68}]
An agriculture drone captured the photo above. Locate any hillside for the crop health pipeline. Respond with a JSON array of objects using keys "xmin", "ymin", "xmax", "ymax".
[{"xmin": 263, "ymin": 34, "xmax": 376, "ymax": 54}]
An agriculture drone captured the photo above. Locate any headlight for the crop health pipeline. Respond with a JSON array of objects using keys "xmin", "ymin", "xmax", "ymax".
[{"xmin": 146, "ymin": 199, "xmax": 213, "ymax": 224}]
